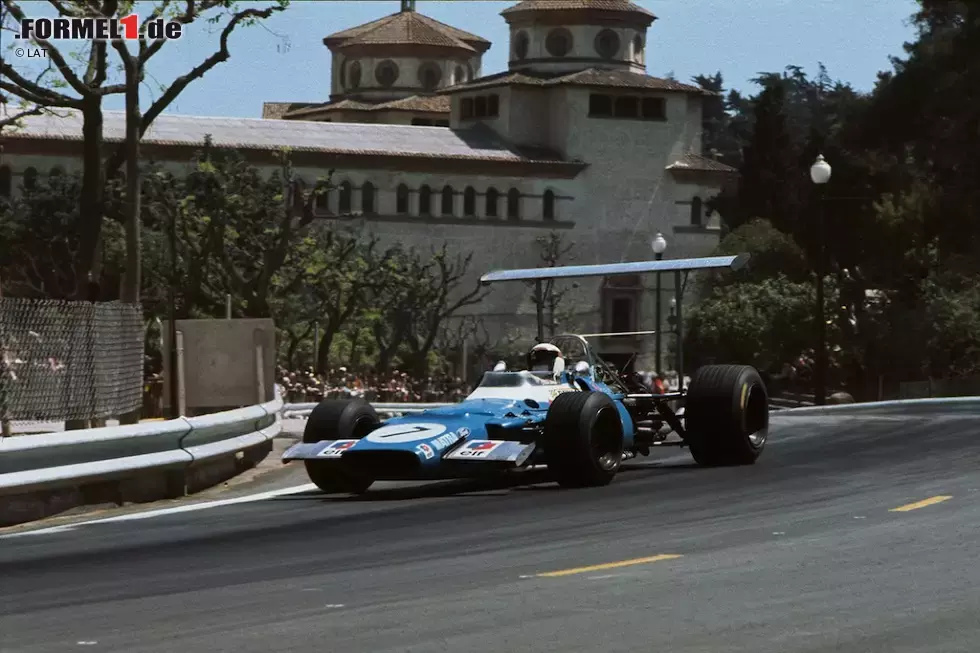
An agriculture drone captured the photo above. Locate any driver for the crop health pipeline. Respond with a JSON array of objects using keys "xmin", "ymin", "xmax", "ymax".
[{"xmin": 527, "ymin": 342, "xmax": 563, "ymax": 373}]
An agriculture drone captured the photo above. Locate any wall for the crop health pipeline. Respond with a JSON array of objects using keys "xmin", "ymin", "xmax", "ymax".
[
  {"xmin": 546, "ymin": 86, "xmax": 724, "ymax": 367},
  {"xmin": 508, "ymin": 23, "xmax": 647, "ymax": 75},
  {"xmin": 163, "ymin": 318, "xmax": 276, "ymax": 412}
]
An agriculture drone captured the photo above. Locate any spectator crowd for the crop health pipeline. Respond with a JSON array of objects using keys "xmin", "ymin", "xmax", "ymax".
[{"xmin": 277, "ymin": 366, "xmax": 472, "ymax": 404}]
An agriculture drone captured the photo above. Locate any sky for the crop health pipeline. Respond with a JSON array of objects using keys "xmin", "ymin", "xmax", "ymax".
[{"xmin": 5, "ymin": 0, "xmax": 921, "ymax": 118}]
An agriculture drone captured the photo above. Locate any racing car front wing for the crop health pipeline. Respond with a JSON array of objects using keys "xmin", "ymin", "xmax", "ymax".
[{"xmin": 283, "ymin": 439, "xmax": 537, "ymax": 468}]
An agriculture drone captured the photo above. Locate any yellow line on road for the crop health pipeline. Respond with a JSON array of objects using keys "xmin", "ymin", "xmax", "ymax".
[
  {"xmin": 890, "ymin": 495, "xmax": 953, "ymax": 512},
  {"xmin": 536, "ymin": 554, "xmax": 683, "ymax": 578}
]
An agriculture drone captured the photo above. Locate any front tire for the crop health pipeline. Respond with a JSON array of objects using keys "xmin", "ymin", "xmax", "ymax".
[
  {"xmin": 302, "ymin": 399, "xmax": 378, "ymax": 494},
  {"xmin": 684, "ymin": 364, "xmax": 769, "ymax": 466},
  {"xmin": 544, "ymin": 391, "xmax": 624, "ymax": 488}
]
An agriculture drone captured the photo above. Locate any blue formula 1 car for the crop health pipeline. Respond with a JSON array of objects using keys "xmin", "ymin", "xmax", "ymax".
[{"xmin": 282, "ymin": 255, "xmax": 770, "ymax": 493}]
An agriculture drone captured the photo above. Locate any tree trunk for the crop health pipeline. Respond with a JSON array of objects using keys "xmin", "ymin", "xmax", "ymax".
[
  {"xmin": 66, "ymin": 101, "xmax": 105, "ymax": 430},
  {"xmin": 316, "ymin": 330, "xmax": 333, "ymax": 376},
  {"xmin": 118, "ymin": 57, "xmax": 143, "ymax": 426},
  {"xmin": 74, "ymin": 98, "xmax": 105, "ymax": 300},
  {"xmin": 120, "ymin": 56, "xmax": 141, "ymax": 305}
]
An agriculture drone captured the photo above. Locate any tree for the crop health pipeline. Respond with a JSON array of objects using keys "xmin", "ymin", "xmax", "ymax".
[
  {"xmin": 0, "ymin": 169, "xmax": 125, "ymax": 299},
  {"xmin": 304, "ymin": 228, "xmax": 398, "ymax": 374},
  {"xmin": 1, "ymin": 0, "xmax": 289, "ymax": 298},
  {"xmin": 106, "ymin": 0, "xmax": 289, "ymax": 305},
  {"xmin": 1, "ymin": 0, "xmax": 128, "ymax": 298},
  {"xmin": 369, "ymin": 244, "xmax": 488, "ymax": 376},
  {"xmin": 692, "ymin": 72, "xmax": 747, "ymax": 166},
  {"xmin": 149, "ymin": 144, "xmax": 330, "ymax": 319},
  {"xmin": 730, "ymin": 82, "xmax": 799, "ymax": 234},
  {"xmin": 529, "ymin": 232, "xmax": 575, "ymax": 338}
]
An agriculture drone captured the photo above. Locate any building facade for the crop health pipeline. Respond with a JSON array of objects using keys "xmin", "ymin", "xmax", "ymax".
[{"xmin": 0, "ymin": 0, "xmax": 736, "ymax": 372}]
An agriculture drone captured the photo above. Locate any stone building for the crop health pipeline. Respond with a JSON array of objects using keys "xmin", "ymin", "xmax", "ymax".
[{"xmin": 0, "ymin": 0, "xmax": 736, "ymax": 372}]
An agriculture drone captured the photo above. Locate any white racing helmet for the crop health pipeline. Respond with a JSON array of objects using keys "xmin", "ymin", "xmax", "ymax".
[{"xmin": 527, "ymin": 342, "xmax": 563, "ymax": 373}]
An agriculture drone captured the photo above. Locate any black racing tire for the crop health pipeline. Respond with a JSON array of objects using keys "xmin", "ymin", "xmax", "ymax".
[
  {"xmin": 302, "ymin": 398, "xmax": 379, "ymax": 494},
  {"xmin": 543, "ymin": 391, "xmax": 624, "ymax": 488},
  {"xmin": 684, "ymin": 364, "xmax": 769, "ymax": 466}
]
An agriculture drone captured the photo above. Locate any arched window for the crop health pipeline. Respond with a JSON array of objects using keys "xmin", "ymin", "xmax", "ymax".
[
  {"xmin": 463, "ymin": 186, "xmax": 476, "ymax": 217},
  {"xmin": 49, "ymin": 166, "xmax": 64, "ymax": 178},
  {"xmin": 314, "ymin": 186, "xmax": 330, "ymax": 214},
  {"xmin": 485, "ymin": 187, "xmax": 499, "ymax": 217},
  {"xmin": 362, "ymin": 181, "xmax": 375, "ymax": 214},
  {"xmin": 23, "ymin": 167, "xmax": 37, "ymax": 191},
  {"xmin": 419, "ymin": 185, "xmax": 432, "ymax": 215},
  {"xmin": 0, "ymin": 165, "xmax": 11, "ymax": 198},
  {"xmin": 441, "ymin": 185, "xmax": 454, "ymax": 215},
  {"xmin": 339, "ymin": 181, "xmax": 353, "ymax": 214},
  {"xmin": 507, "ymin": 188, "xmax": 521, "ymax": 220},
  {"xmin": 543, "ymin": 190, "xmax": 556, "ymax": 220},
  {"xmin": 691, "ymin": 196, "xmax": 703, "ymax": 225},
  {"xmin": 396, "ymin": 183, "xmax": 410, "ymax": 214}
]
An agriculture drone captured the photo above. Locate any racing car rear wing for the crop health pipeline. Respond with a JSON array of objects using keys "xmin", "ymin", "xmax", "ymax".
[
  {"xmin": 478, "ymin": 254, "xmax": 749, "ymax": 284},
  {"xmin": 479, "ymin": 253, "xmax": 751, "ymax": 387}
]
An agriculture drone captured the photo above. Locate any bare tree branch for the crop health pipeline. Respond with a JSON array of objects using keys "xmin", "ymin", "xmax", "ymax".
[
  {"xmin": 0, "ymin": 103, "xmax": 45, "ymax": 129},
  {"xmin": 103, "ymin": 1, "xmax": 287, "ymax": 177}
]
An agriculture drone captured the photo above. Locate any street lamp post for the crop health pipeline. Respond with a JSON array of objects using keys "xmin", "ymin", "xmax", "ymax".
[
  {"xmin": 810, "ymin": 154, "xmax": 832, "ymax": 405},
  {"xmin": 652, "ymin": 232, "xmax": 667, "ymax": 374}
]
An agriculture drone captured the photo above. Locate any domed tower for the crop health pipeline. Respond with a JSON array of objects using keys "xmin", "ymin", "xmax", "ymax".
[
  {"xmin": 323, "ymin": 0, "xmax": 491, "ymax": 104},
  {"xmin": 502, "ymin": 0, "xmax": 656, "ymax": 75}
]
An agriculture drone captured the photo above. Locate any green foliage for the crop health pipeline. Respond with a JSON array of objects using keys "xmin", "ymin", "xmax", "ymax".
[
  {"xmin": 712, "ymin": 219, "xmax": 809, "ymax": 285},
  {"xmin": 687, "ymin": 6, "xmax": 980, "ymax": 392},
  {"xmin": 685, "ymin": 274, "xmax": 838, "ymax": 374},
  {"xmin": 0, "ymin": 170, "xmax": 124, "ymax": 299}
]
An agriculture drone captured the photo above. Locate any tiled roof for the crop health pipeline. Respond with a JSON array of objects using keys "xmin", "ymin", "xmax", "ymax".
[
  {"xmin": 666, "ymin": 153, "xmax": 738, "ymax": 174},
  {"xmin": 441, "ymin": 68, "xmax": 710, "ymax": 95},
  {"xmin": 557, "ymin": 69, "xmax": 706, "ymax": 93},
  {"xmin": 281, "ymin": 95, "xmax": 450, "ymax": 119},
  {"xmin": 284, "ymin": 99, "xmax": 375, "ymax": 117},
  {"xmin": 374, "ymin": 95, "xmax": 451, "ymax": 112},
  {"xmin": 6, "ymin": 110, "xmax": 578, "ymax": 166},
  {"xmin": 262, "ymin": 101, "xmax": 327, "ymax": 119},
  {"xmin": 501, "ymin": 0, "xmax": 655, "ymax": 19},
  {"xmin": 324, "ymin": 10, "xmax": 489, "ymax": 52}
]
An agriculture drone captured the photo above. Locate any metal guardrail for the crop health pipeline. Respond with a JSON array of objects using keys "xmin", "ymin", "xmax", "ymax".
[
  {"xmin": 0, "ymin": 387, "xmax": 283, "ymax": 498},
  {"xmin": 282, "ymin": 402, "xmax": 452, "ymax": 419},
  {"xmin": 283, "ymin": 396, "xmax": 813, "ymax": 418},
  {"xmin": 779, "ymin": 395, "xmax": 980, "ymax": 416}
]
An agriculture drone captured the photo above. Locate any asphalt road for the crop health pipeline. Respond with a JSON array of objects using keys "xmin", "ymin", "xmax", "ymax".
[{"xmin": 2, "ymin": 410, "xmax": 979, "ymax": 653}]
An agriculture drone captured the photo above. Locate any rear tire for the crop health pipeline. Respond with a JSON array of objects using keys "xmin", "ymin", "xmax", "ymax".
[
  {"xmin": 544, "ymin": 391, "xmax": 624, "ymax": 488},
  {"xmin": 684, "ymin": 364, "xmax": 769, "ymax": 466},
  {"xmin": 302, "ymin": 399, "xmax": 378, "ymax": 494}
]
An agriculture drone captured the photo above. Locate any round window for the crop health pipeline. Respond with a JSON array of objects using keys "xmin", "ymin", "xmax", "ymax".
[
  {"xmin": 418, "ymin": 62, "xmax": 443, "ymax": 90},
  {"xmin": 349, "ymin": 61, "xmax": 362, "ymax": 89},
  {"xmin": 595, "ymin": 29, "xmax": 621, "ymax": 59},
  {"xmin": 375, "ymin": 60, "xmax": 400, "ymax": 87},
  {"xmin": 545, "ymin": 28, "xmax": 573, "ymax": 57},
  {"xmin": 514, "ymin": 31, "xmax": 529, "ymax": 60}
]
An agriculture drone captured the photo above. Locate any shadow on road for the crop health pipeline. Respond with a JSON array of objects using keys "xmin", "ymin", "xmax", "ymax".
[{"xmin": 271, "ymin": 458, "xmax": 704, "ymax": 503}]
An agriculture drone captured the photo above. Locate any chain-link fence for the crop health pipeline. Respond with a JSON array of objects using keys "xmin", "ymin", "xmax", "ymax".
[{"xmin": 0, "ymin": 298, "xmax": 144, "ymax": 422}]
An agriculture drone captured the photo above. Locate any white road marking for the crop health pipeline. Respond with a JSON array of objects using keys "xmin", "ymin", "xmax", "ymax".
[
  {"xmin": 76, "ymin": 642, "xmax": 98, "ymax": 646},
  {"xmin": 324, "ymin": 604, "xmax": 345, "ymax": 609},
  {"xmin": 773, "ymin": 531, "xmax": 786, "ymax": 536},
  {"xmin": 587, "ymin": 574, "xmax": 622, "ymax": 580},
  {"xmin": 0, "ymin": 483, "xmax": 317, "ymax": 539},
  {"xmin": 854, "ymin": 515, "xmax": 867, "ymax": 520}
]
